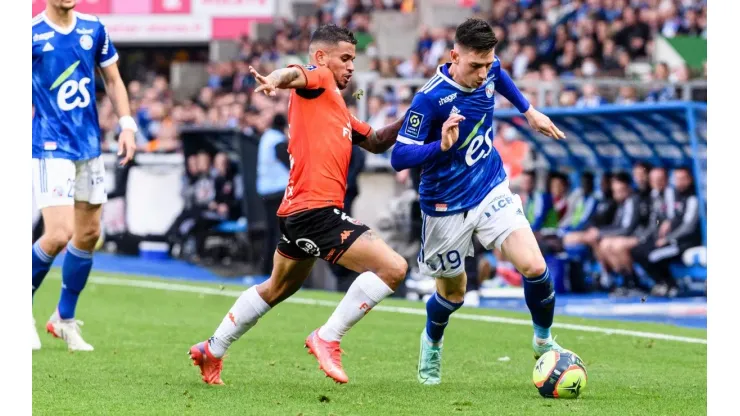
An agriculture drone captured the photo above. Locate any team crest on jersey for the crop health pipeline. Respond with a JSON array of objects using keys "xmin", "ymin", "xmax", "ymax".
[
  {"xmin": 80, "ymin": 35, "xmax": 93, "ymax": 51},
  {"xmin": 485, "ymin": 81, "xmax": 495, "ymax": 98},
  {"xmin": 405, "ymin": 111, "xmax": 424, "ymax": 138},
  {"xmin": 304, "ymin": 64, "xmax": 317, "ymax": 71}
]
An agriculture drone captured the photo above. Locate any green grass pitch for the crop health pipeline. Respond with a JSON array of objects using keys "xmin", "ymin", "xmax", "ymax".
[{"xmin": 33, "ymin": 271, "xmax": 706, "ymax": 415}]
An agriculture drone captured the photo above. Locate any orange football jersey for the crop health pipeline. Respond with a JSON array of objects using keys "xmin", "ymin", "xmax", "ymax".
[{"xmin": 277, "ymin": 64, "xmax": 372, "ymax": 216}]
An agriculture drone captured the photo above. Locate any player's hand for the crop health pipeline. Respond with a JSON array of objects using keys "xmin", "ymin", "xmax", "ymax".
[
  {"xmin": 655, "ymin": 238, "xmax": 668, "ymax": 247},
  {"xmin": 117, "ymin": 129, "xmax": 136, "ymax": 166},
  {"xmin": 524, "ymin": 107, "xmax": 566, "ymax": 140},
  {"xmin": 250, "ymin": 66, "xmax": 278, "ymax": 97},
  {"xmin": 440, "ymin": 114, "xmax": 465, "ymax": 151}
]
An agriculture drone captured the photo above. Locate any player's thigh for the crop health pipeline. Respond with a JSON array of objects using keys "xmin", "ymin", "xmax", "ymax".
[
  {"xmin": 500, "ymin": 228, "xmax": 547, "ymax": 278},
  {"xmin": 276, "ymin": 206, "xmax": 408, "ymax": 287},
  {"xmin": 34, "ymin": 158, "xmax": 76, "ymax": 242},
  {"xmin": 336, "ymin": 229, "xmax": 407, "ymax": 289},
  {"xmin": 417, "ymin": 212, "xmax": 474, "ymax": 280},
  {"xmin": 74, "ymin": 157, "xmax": 108, "ymax": 206},
  {"xmin": 473, "ymin": 181, "xmax": 532, "ymax": 252},
  {"xmin": 33, "ymin": 158, "xmax": 76, "ymax": 212},
  {"xmin": 257, "ymin": 252, "xmax": 316, "ymax": 307}
]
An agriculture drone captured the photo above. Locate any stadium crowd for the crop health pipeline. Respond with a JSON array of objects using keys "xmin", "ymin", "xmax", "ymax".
[{"xmin": 94, "ymin": 0, "xmax": 706, "ymax": 296}]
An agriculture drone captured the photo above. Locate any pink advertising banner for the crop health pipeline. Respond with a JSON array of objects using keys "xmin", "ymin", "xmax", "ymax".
[
  {"xmin": 32, "ymin": 0, "xmax": 112, "ymax": 16},
  {"xmin": 151, "ymin": 0, "xmax": 192, "ymax": 14},
  {"xmin": 112, "ymin": 0, "xmax": 151, "ymax": 14}
]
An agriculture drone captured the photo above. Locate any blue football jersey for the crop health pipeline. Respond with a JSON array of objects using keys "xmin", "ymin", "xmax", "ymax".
[
  {"xmin": 32, "ymin": 11, "xmax": 118, "ymax": 160},
  {"xmin": 397, "ymin": 61, "xmax": 507, "ymax": 216}
]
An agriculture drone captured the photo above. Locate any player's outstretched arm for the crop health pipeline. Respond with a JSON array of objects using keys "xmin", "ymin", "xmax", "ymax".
[
  {"xmin": 250, "ymin": 66, "xmax": 306, "ymax": 96},
  {"xmin": 100, "ymin": 63, "xmax": 137, "ymax": 166},
  {"xmin": 356, "ymin": 117, "xmax": 406, "ymax": 154},
  {"xmin": 495, "ymin": 69, "xmax": 565, "ymax": 140}
]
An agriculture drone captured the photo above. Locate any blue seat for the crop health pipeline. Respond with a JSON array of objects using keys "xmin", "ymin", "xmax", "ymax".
[
  {"xmin": 670, "ymin": 263, "xmax": 707, "ymax": 281},
  {"xmin": 214, "ymin": 218, "xmax": 248, "ymax": 234}
]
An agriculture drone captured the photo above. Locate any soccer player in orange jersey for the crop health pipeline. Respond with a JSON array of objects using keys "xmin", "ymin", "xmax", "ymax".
[{"xmin": 189, "ymin": 24, "xmax": 407, "ymax": 385}]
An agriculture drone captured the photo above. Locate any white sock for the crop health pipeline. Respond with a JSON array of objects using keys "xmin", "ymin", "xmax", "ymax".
[
  {"xmin": 209, "ymin": 286, "xmax": 271, "ymax": 358},
  {"xmin": 318, "ymin": 272, "xmax": 394, "ymax": 342}
]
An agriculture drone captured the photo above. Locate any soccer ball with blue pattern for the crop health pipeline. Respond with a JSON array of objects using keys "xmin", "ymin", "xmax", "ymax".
[{"xmin": 532, "ymin": 350, "xmax": 588, "ymax": 399}]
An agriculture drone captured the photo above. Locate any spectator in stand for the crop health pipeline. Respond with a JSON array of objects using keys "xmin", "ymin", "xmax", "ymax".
[
  {"xmin": 632, "ymin": 161, "xmax": 653, "ymax": 232},
  {"xmin": 606, "ymin": 166, "xmax": 676, "ymax": 295},
  {"xmin": 521, "ymin": 170, "xmax": 548, "ymax": 233},
  {"xmin": 257, "ymin": 114, "xmax": 290, "ymax": 276},
  {"xmin": 564, "ymin": 172, "xmax": 640, "ymax": 290},
  {"xmin": 559, "ymin": 171, "xmax": 598, "ymax": 235},
  {"xmin": 631, "ymin": 167, "xmax": 702, "ymax": 298},
  {"xmin": 646, "ymin": 62, "xmax": 677, "ymax": 102},
  {"xmin": 576, "ymin": 83, "xmax": 606, "ymax": 108},
  {"xmin": 213, "ymin": 152, "xmax": 242, "ymax": 221}
]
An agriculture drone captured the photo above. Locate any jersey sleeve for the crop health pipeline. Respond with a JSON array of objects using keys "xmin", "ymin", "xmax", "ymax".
[
  {"xmin": 398, "ymin": 93, "xmax": 435, "ymax": 145},
  {"xmin": 492, "ymin": 56, "xmax": 530, "ymax": 113},
  {"xmin": 390, "ymin": 93, "xmax": 444, "ymax": 171},
  {"xmin": 350, "ymin": 114, "xmax": 372, "ymax": 143},
  {"xmin": 96, "ymin": 22, "xmax": 118, "ymax": 68},
  {"xmin": 288, "ymin": 64, "xmax": 334, "ymax": 90}
]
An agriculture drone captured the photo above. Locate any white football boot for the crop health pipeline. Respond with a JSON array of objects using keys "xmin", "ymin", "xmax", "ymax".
[{"xmin": 46, "ymin": 310, "xmax": 94, "ymax": 351}]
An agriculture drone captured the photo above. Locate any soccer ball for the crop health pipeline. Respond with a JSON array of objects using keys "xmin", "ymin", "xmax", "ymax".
[{"xmin": 532, "ymin": 350, "xmax": 588, "ymax": 399}]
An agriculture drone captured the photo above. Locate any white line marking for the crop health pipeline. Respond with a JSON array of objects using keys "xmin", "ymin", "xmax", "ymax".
[{"xmin": 88, "ymin": 275, "xmax": 707, "ymax": 345}]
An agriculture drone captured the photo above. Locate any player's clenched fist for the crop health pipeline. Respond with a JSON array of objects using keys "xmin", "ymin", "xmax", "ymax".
[{"xmin": 440, "ymin": 114, "xmax": 466, "ymax": 151}]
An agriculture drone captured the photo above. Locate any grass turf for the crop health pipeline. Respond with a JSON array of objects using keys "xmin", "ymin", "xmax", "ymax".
[{"xmin": 33, "ymin": 271, "xmax": 706, "ymax": 415}]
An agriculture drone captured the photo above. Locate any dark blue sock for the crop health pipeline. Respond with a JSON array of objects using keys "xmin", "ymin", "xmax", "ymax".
[
  {"xmin": 523, "ymin": 267, "xmax": 555, "ymax": 339},
  {"xmin": 58, "ymin": 243, "xmax": 93, "ymax": 320},
  {"xmin": 32, "ymin": 241, "xmax": 55, "ymax": 297},
  {"xmin": 425, "ymin": 292, "xmax": 463, "ymax": 343}
]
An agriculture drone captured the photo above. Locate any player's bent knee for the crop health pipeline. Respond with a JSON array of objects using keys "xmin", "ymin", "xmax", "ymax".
[
  {"xmin": 76, "ymin": 226, "xmax": 101, "ymax": 248},
  {"xmin": 43, "ymin": 227, "xmax": 74, "ymax": 252},
  {"xmin": 377, "ymin": 254, "xmax": 408, "ymax": 290},
  {"xmin": 521, "ymin": 257, "xmax": 547, "ymax": 279}
]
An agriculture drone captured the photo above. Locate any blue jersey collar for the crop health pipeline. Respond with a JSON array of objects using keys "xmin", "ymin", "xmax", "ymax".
[
  {"xmin": 437, "ymin": 63, "xmax": 476, "ymax": 93},
  {"xmin": 41, "ymin": 11, "xmax": 77, "ymax": 35}
]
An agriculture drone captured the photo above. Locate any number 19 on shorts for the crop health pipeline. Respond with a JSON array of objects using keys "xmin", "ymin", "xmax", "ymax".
[{"xmin": 436, "ymin": 250, "xmax": 461, "ymax": 271}]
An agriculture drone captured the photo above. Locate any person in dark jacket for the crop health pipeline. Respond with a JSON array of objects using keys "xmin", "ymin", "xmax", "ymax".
[
  {"xmin": 631, "ymin": 167, "xmax": 702, "ymax": 297},
  {"xmin": 564, "ymin": 172, "xmax": 640, "ymax": 289},
  {"xmin": 602, "ymin": 166, "xmax": 676, "ymax": 294}
]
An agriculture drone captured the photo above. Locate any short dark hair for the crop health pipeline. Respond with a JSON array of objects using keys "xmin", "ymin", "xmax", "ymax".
[
  {"xmin": 674, "ymin": 166, "xmax": 694, "ymax": 178},
  {"xmin": 310, "ymin": 24, "xmax": 357, "ymax": 47},
  {"xmin": 455, "ymin": 18, "xmax": 498, "ymax": 52},
  {"xmin": 613, "ymin": 171, "xmax": 633, "ymax": 186},
  {"xmin": 634, "ymin": 161, "xmax": 652, "ymax": 172}
]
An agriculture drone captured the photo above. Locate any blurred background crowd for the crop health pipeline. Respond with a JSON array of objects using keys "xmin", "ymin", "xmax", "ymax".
[{"xmin": 33, "ymin": 0, "xmax": 707, "ymax": 300}]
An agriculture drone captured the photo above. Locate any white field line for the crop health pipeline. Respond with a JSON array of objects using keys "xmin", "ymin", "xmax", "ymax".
[{"xmin": 87, "ymin": 275, "xmax": 708, "ymax": 345}]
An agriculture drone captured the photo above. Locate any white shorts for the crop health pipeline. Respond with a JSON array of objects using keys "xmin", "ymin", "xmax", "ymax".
[
  {"xmin": 418, "ymin": 180, "xmax": 531, "ymax": 278},
  {"xmin": 32, "ymin": 157, "xmax": 107, "ymax": 209}
]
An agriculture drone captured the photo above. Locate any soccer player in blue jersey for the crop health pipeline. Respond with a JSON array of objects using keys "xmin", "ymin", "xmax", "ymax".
[
  {"xmin": 390, "ymin": 18, "xmax": 567, "ymax": 385},
  {"xmin": 32, "ymin": 0, "xmax": 137, "ymax": 351}
]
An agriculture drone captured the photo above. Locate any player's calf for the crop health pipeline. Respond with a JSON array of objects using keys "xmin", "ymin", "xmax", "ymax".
[
  {"xmin": 54, "ymin": 203, "xmax": 102, "ymax": 321},
  {"xmin": 501, "ymin": 228, "xmax": 558, "ymax": 350},
  {"xmin": 33, "ymin": 207, "xmax": 74, "ymax": 298}
]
